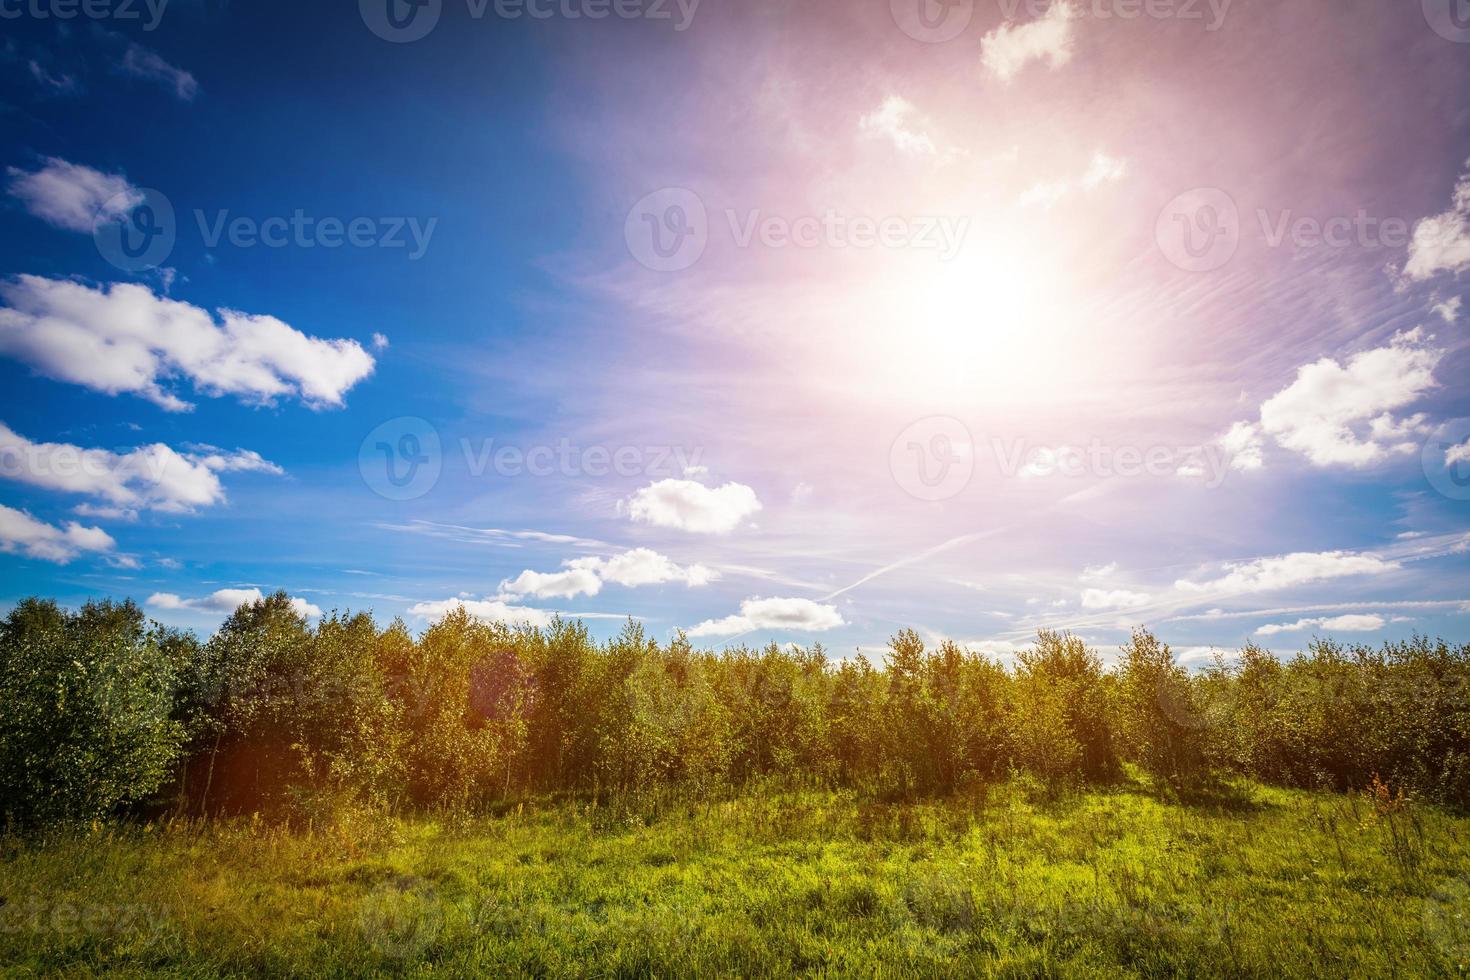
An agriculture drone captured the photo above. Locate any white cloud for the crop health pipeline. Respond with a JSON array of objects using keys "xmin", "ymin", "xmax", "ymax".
[
  {"xmin": 501, "ymin": 565, "xmax": 604, "ymax": 600},
  {"xmin": 1081, "ymin": 562, "xmax": 1118, "ymax": 580},
  {"xmin": 1081, "ymin": 588, "xmax": 1151, "ymax": 610},
  {"xmin": 1219, "ymin": 420, "xmax": 1265, "ymax": 471},
  {"xmin": 1255, "ymin": 614, "xmax": 1386, "ymax": 636},
  {"xmin": 117, "ymin": 42, "xmax": 198, "ymax": 101},
  {"xmin": 501, "ymin": 547, "xmax": 719, "ymax": 600},
  {"xmin": 6, "ymin": 158, "xmax": 142, "ymax": 234},
  {"xmin": 371, "ymin": 332, "xmax": 390, "ymax": 351},
  {"xmin": 859, "ymin": 96, "xmax": 938, "ymax": 156},
  {"xmin": 28, "ymin": 61, "xmax": 79, "ymax": 95},
  {"xmin": 981, "ymin": 1, "xmax": 1078, "ymax": 82},
  {"xmin": 0, "ymin": 276, "xmax": 376, "ymax": 411},
  {"xmin": 407, "ymin": 596, "xmax": 555, "ymax": 628},
  {"xmin": 0, "ymin": 504, "xmax": 115, "ymax": 563},
  {"xmin": 1176, "ymin": 551, "xmax": 1396, "ymax": 595},
  {"xmin": 1018, "ymin": 151, "xmax": 1127, "ymax": 209},
  {"xmin": 0, "ymin": 422, "xmax": 282, "ymax": 515},
  {"xmin": 1232, "ymin": 330, "xmax": 1442, "ymax": 468},
  {"xmin": 1403, "ymin": 160, "xmax": 1470, "ymax": 282},
  {"xmin": 148, "ymin": 588, "xmax": 322, "ymax": 619},
  {"xmin": 627, "ymin": 478, "xmax": 761, "ymax": 534},
  {"xmin": 1434, "ymin": 297, "xmax": 1462, "ymax": 323},
  {"xmin": 1446, "ymin": 438, "xmax": 1470, "ymax": 468},
  {"xmin": 687, "ymin": 596, "xmax": 845, "ymax": 637}
]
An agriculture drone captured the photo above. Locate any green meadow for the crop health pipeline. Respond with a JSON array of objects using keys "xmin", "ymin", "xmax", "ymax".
[{"xmin": 4, "ymin": 778, "xmax": 1469, "ymax": 977}]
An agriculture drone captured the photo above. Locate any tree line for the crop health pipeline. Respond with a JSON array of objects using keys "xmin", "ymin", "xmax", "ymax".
[{"xmin": 2, "ymin": 592, "xmax": 1468, "ymax": 828}]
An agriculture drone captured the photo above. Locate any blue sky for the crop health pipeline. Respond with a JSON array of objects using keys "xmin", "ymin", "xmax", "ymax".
[{"xmin": 0, "ymin": 0, "xmax": 1467, "ymax": 662}]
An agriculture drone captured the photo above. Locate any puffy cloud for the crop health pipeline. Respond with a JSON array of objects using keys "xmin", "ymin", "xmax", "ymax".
[
  {"xmin": 147, "ymin": 588, "xmax": 322, "ymax": 619},
  {"xmin": 859, "ymin": 96, "xmax": 938, "ymax": 156},
  {"xmin": 501, "ymin": 547, "xmax": 719, "ymax": 600},
  {"xmin": 0, "ymin": 276, "xmax": 376, "ymax": 411},
  {"xmin": 1222, "ymin": 330, "xmax": 1441, "ymax": 469},
  {"xmin": 1080, "ymin": 588, "xmax": 1151, "ymax": 610},
  {"xmin": 0, "ymin": 504, "xmax": 115, "ymax": 563},
  {"xmin": 0, "ymin": 422, "xmax": 281, "ymax": 515},
  {"xmin": 1445, "ymin": 438, "xmax": 1470, "ymax": 469},
  {"xmin": 1255, "ymin": 614, "xmax": 1386, "ymax": 636},
  {"xmin": 981, "ymin": 1, "xmax": 1078, "ymax": 82},
  {"xmin": 1219, "ymin": 421, "xmax": 1265, "ymax": 471},
  {"xmin": 580, "ymin": 547, "xmax": 719, "ymax": 588},
  {"xmin": 687, "ymin": 596, "xmax": 845, "ymax": 637},
  {"xmin": 626, "ymin": 479, "xmax": 761, "ymax": 534},
  {"xmin": 1434, "ymin": 297, "xmax": 1462, "ymax": 324},
  {"xmin": 6, "ymin": 158, "xmax": 142, "ymax": 234},
  {"xmin": 1403, "ymin": 161, "xmax": 1470, "ymax": 282},
  {"xmin": 117, "ymin": 42, "xmax": 198, "ymax": 102},
  {"xmin": 1176, "ymin": 551, "xmax": 1395, "ymax": 595},
  {"xmin": 406, "ymin": 596, "xmax": 555, "ymax": 628},
  {"xmin": 501, "ymin": 565, "xmax": 604, "ymax": 600}
]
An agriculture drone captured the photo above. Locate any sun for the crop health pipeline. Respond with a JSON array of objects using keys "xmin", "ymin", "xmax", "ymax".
[{"xmin": 852, "ymin": 223, "xmax": 1082, "ymax": 409}]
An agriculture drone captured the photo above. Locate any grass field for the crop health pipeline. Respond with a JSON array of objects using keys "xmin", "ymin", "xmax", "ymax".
[{"xmin": 3, "ymin": 778, "xmax": 1469, "ymax": 977}]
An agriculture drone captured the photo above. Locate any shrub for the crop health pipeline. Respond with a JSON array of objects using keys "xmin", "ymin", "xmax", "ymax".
[{"xmin": 0, "ymin": 599, "xmax": 184, "ymax": 826}]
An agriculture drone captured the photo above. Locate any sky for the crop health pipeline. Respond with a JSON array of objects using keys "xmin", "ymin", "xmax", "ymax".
[{"xmin": 0, "ymin": 0, "xmax": 1467, "ymax": 664}]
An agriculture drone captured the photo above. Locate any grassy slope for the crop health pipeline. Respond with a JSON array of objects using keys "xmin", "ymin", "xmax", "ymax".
[{"xmin": 2, "ymin": 780, "xmax": 1468, "ymax": 978}]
